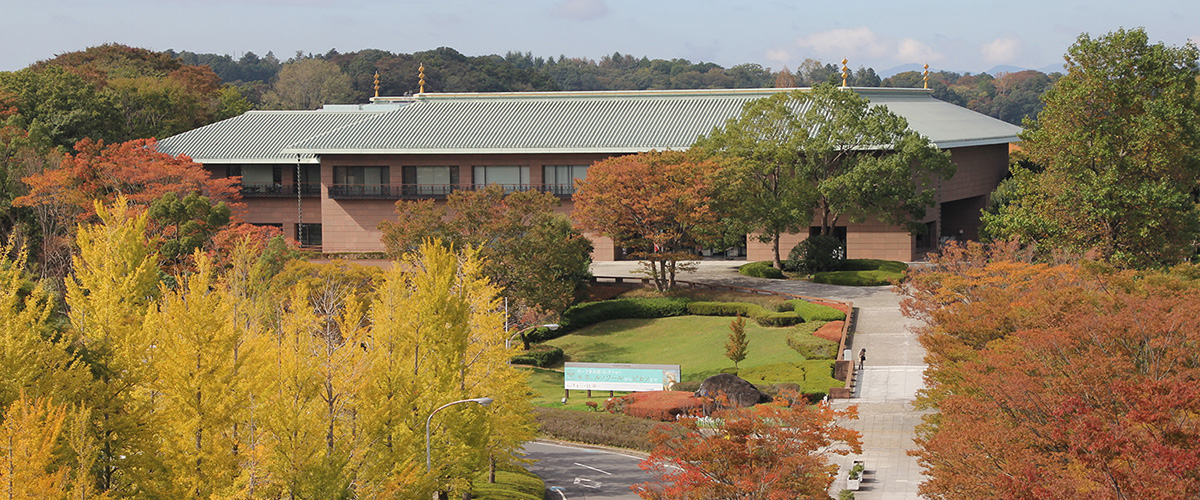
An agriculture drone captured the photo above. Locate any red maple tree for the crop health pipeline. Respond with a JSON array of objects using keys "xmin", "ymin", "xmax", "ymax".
[
  {"xmin": 633, "ymin": 396, "xmax": 861, "ymax": 500},
  {"xmin": 15, "ymin": 137, "xmax": 239, "ymax": 222}
]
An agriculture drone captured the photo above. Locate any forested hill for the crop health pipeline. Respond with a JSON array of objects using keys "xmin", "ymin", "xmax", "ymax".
[
  {"xmin": 0, "ymin": 43, "xmax": 1054, "ymax": 153},
  {"xmin": 172, "ymin": 46, "xmax": 1058, "ymax": 126}
]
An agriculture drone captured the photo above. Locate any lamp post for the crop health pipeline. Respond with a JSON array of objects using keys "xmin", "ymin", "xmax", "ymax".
[
  {"xmin": 425, "ymin": 397, "xmax": 494, "ymax": 472},
  {"xmin": 506, "ymin": 323, "xmax": 560, "ymax": 350}
]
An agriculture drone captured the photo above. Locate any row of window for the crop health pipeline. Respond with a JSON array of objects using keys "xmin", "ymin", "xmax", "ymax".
[
  {"xmin": 336, "ymin": 165, "xmax": 587, "ymax": 187},
  {"xmin": 227, "ymin": 165, "xmax": 589, "ymax": 199},
  {"xmin": 229, "ymin": 165, "xmax": 587, "ymax": 186}
]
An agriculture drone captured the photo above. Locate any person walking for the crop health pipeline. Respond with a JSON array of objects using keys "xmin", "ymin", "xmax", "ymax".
[{"xmin": 859, "ymin": 348, "xmax": 867, "ymax": 368}]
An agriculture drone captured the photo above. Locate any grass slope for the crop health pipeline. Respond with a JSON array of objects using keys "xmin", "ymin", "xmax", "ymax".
[
  {"xmin": 471, "ymin": 464, "xmax": 545, "ymax": 500},
  {"xmin": 546, "ymin": 316, "xmax": 800, "ymax": 382}
]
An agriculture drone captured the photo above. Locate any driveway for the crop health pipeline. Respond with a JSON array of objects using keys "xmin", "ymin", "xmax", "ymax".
[{"xmin": 522, "ymin": 441, "xmax": 650, "ymax": 499}]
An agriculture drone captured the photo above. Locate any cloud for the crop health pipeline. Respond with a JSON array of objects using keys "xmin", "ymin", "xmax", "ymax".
[
  {"xmin": 897, "ymin": 38, "xmax": 943, "ymax": 63},
  {"xmin": 551, "ymin": 0, "xmax": 609, "ymax": 20},
  {"xmin": 981, "ymin": 36, "xmax": 1020, "ymax": 64},
  {"xmin": 775, "ymin": 27, "xmax": 944, "ymax": 68},
  {"xmin": 765, "ymin": 48, "xmax": 792, "ymax": 67},
  {"xmin": 794, "ymin": 27, "xmax": 889, "ymax": 59}
]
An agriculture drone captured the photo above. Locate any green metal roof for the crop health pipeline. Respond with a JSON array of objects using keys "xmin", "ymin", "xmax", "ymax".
[
  {"xmin": 160, "ymin": 88, "xmax": 1021, "ymax": 161},
  {"xmin": 155, "ymin": 109, "xmax": 393, "ymax": 164}
]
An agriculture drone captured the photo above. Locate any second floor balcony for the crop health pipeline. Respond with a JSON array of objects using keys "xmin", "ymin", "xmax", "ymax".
[
  {"xmin": 240, "ymin": 182, "xmax": 320, "ymax": 198},
  {"xmin": 327, "ymin": 183, "xmax": 578, "ymax": 200}
]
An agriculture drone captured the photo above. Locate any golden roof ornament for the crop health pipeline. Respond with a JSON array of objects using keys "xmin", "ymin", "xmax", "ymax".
[
  {"xmin": 373, "ymin": 71, "xmax": 380, "ymax": 98},
  {"xmin": 841, "ymin": 58, "xmax": 849, "ymax": 87},
  {"xmin": 419, "ymin": 63, "xmax": 426, "ymax": 94},
  {"xmin": 923, "ymin": 63, "xmax": 930, "ymax": 90}
]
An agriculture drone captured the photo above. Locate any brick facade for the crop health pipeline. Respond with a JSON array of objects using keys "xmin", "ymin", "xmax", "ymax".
[{"xmin": 212, "ymin": 145, "xmax": 1009, "ymax": 262}]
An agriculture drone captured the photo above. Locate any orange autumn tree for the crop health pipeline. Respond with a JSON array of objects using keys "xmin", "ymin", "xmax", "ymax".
[
  {"xmin": 573, "ymin": 150, "xmax": 726, "ymax": 291},
  {"xmin": 15, "ymin": 138, "xmax": 241, "ymax": 273},
  {"xmin": 633, "ymin": 396, "xmax": 861, "ymax": 500},
  {"xmin": 16, "ymin": 137, "xmax": 238, "ymax": 221},
  {"xmin": 899, "ymin": 242, "xmax": 1200, "ymax": 499}
]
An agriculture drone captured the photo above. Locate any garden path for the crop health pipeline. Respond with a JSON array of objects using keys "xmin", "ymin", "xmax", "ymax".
[{"xmin": 589, "ymin": 260, "xmax": 929, "ymax": 500}]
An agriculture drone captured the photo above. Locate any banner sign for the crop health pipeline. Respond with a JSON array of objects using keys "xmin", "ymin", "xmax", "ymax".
[{"xmin": 564, "ymin": 362, "xmax": 682, "ymax": 392}]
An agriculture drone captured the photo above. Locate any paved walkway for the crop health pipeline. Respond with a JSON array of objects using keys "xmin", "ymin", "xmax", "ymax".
[{"xmin": 591, "ymin": 261, "xmax": 929, "ymax": 499}]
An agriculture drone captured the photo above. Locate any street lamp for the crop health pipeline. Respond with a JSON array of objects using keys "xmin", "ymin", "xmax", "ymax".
[
  {"xmin": 425, "ymin": 397, "xmax": 494, "ymax": 471},
  {"xmin": 507, "ymin": 323, "xmax": 560, "ymax": 350}
]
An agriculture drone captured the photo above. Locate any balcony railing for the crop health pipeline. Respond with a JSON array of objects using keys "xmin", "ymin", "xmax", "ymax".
[
  {"xmin": 327, "ymin": 183, "xmax": 578, "ymax": 200},
  {"xmin": 240, "ymin": 182, "xmax": 320, "ymax": 198}
]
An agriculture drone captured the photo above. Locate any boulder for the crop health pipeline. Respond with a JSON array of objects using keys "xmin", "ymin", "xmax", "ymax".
[{"xmin": 695, "ymin": 373, "xmax": 771, "ymax": 408}]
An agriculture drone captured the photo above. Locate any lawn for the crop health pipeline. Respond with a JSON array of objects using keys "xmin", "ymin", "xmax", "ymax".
[
  {"xmin": 544, "ymin": 316, "xmax": 805, "ymax": 382},
  {"xmin": 471, "ymin": 463, "xmax": 545, "ymax": 500}
]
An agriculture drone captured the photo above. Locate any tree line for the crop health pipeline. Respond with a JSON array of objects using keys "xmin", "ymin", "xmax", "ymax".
[{"xmin": 168, "ymin": 45, "xmax": 1053, "ymax": 125}]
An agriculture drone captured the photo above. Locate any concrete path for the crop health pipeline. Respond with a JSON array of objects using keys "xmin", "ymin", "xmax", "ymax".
[{"xmin": 590, "ymin": 261, "xmax": 929, "ymax": 499}]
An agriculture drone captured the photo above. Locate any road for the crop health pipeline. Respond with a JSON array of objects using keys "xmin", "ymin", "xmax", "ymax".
[{"xmin": 522, "ymin": 441, "xmax": 651, "ymax": 499}]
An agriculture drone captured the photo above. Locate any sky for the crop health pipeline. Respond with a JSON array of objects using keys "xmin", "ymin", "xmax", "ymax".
[{"xmin": 1, "ymin": 0, "xmax": 1198, "ymax": 75}]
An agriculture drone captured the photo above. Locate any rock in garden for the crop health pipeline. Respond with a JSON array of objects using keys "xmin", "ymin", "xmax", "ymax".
[{"xmin": 695, "ymin": 373, "xmax": 771, "ymax": 408}]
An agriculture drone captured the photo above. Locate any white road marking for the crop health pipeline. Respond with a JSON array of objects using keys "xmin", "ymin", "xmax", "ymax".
[
  {"xmin": 574, "ymin": 462, "xmax": 613, "ymax": 475},
  {"xmin": 574, "ymin": 477, "xmax": 603, "ymax": 488},
  {"xmin": 530, "ymin": 441, "xmax": 647, "ymax": 461}
]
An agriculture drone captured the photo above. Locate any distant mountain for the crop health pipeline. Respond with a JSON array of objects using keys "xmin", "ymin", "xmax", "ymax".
[{"xmin": 1038, "ymin": 62, "xmax": 1066, "ymax": 74}]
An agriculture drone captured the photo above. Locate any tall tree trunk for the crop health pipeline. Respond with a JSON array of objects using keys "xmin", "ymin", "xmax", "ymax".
[{"xmin": 772, "ymin": 233, "xmax": 783, "ymax": 269}]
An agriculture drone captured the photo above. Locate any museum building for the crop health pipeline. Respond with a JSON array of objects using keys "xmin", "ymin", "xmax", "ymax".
[{"xmin": 156, "ymin": 86, "xmax": 1022, "ymax": 261}]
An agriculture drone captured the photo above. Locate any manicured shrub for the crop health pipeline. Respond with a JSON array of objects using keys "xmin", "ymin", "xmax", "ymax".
[
  {"xmin": 754, "ymin": 312, "xmax": 803, "ymax": 327},
  {"xmin": 814, "ymin": 321, "xmax": 845, "ymax": 343},
  {"xmin": 606, "ymin": 391, "xmax": 706, "ymax": 421},
  {"xmin": 811, "ymin": 259, "xmax": 907, "ymax": 286},
  {"xmin": 737, "ymin": 361, "xmax": 840, "ymax": 403},
  {"xmin": 687, "ymin": 301, "xmax": 755, "ymax": 317},
  {"xmin": 510, "ymin": 345, "xmax": 564, "ymax": 367},
  {"xmin": 687, "ymin": 301, "xmax": 803, "ymax": 327},
  {"xmin": 534, "ymin": 406, "xmax": 678, "ymax": 452},
  {"xmin": 546, "ymin": 297, "xmax": 693, "ymax": 340},
  {"xmin": 738, "ymin": 261, "xmax": 785, "ymax": 279},
  {"xmin": 672, "ymin": 380, "xmax": 702, "ymax": 393},
  {"xmin": 788, "ymin": 300, "xmax": 847, "ymax": 322},
  {"xmin": 737, "ymin": 362, "xmax": 807, "ymax": 385},
  {"xmin": 787, "ymin": 332, "xmax": 839, "ymax": 360},
  {"xmin": 787, "ymin": 235, "xmax": 846, "ymax": 273}
]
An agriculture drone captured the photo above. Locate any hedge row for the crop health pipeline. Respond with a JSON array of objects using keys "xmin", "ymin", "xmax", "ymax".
[
  {"xmin": 685, "ymin": 301, "xmax": 803, "ymax": 327},
  {"xmin": 787, "ymin": 332, "xmax": 839, "ymax": 360},
  {"xmin": 534, "ymin": 406, "xmax": 677, "ymax": 452},
  {"xmin": 510, "ymin": 345, "xmax": 563, "ymax": 367},
  {"xmin": 738, "ymin": 261, "xmax": 785, "ymax": 279},
  {"xmin": 527, "ymin": 297, "xmax": 693, "ymax": 343},
  {"xmin": 606, "ymin": 391, "xmax": 705, "ymax": 421},
  {"xmin": 737, "ymin": 361, "xmax": 839, "ymax": 402}
]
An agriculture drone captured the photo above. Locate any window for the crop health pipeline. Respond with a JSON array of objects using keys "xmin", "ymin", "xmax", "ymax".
[
  {"xmin": 298, "ymin": 165, "xmax": 320, "ymax": 196},
  {"xmin": 333, "ymin": 166, "xmax": 391, "ymax": 197},
  {"xmin": 295, "ymin": 223, "xmax": 322, "ymax": 247},
  {"xmin": 474, "ymin": 166, "xmax": 529, "ymax": 192},
  {"xmin": 334, "ymin": 166, "xmax": 390, "ymax": 185},
  {"xmin": 225, "ymin": 165, "xmax": 242, "ymax": 178},
  {"xmin": 402, "ymin": 166, "xmax": 459, "ymax": 197},
  {"xmin": 543, "ymin": 165, "xmax": 587, "ymax": 195}
]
